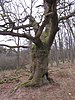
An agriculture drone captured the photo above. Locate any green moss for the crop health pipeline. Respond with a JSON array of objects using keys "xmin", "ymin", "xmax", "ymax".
[
  {"xmin": 0, "ymin": 77, "xmax": 19, "ymax": 84},
  {"xmin": 31, "ymin": 44, "xmax": 36, "ymax": 51},
  {"xmin": 11, "ymin": 79, "xmax": 41, "ymax": 94},
  {"xmin": 40, "ymin": 32, "xmax": 49, "ymax": 44},
  {"xmin": 41, "ymin": 31, "xmax": 48, "ymax": 37},
  {"xmin": 28, "ymin": 73, "xmax": 33, "ymax": 80}
]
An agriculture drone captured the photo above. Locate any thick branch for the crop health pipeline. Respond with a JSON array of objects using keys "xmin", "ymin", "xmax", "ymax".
[
  {"xmin": 35, "ymin": 0, "xmax": 57, "ymax": 38},
  {"xmin": 0, "ymin": 31, "xmax": 34, "ymax": 40},
  {"xmin": 0, "ymin": 31, "xmax": 43, "ymax": 47},
  {"xmin": 48, "ymin": 12, "xmax": 58, "ymax": 48},
  {"xmin": 35, "ymin": 16, "xmax": 49, "ymax": 38}
]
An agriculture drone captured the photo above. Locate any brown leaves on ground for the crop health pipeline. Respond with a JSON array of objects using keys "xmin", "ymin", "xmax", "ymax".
[{"xmin": 0, "ymin": 63, "xmax": 75, "ymax": 100}]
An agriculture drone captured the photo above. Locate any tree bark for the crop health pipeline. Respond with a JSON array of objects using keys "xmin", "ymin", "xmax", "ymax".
[{"xmin": 28, "ymin": 44, "xmax": 54, "ymax": 86}]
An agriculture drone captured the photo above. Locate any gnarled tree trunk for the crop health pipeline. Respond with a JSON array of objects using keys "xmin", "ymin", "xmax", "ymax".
[
  {"xmin": 22, "ymin": 0, "xmax": 58, "ymax": 87},
  {"xmin": 29, "ymin": 44, "xmax": 53, "ymax": 86}
]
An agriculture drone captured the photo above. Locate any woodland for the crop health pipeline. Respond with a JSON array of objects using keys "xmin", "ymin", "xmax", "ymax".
[{"xmin": 0, "ymin": 0, "xmax": 75, "ymax": 100}]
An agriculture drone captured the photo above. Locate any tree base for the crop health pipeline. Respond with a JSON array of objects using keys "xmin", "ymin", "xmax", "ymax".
[{"xmin": 10, "ymin": 76, "xmax": 54, "ymax": 95}]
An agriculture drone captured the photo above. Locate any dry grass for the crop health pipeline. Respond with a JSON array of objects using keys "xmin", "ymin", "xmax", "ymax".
[{"xmin": 0, "ymin": 63, "xmax": 75, "ymax": 100}]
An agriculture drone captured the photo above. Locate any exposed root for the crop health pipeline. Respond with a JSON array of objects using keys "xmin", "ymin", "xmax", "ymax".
[
  {"xmin": 10, "ymin": 77, "xmax": 54, "ymax": 95},
  {"xmin": 28, "ymin": 74, "xmax": 33, "ymax": 80},
  {"xmin": 0, "ymin": 77, "xmax": 20, "ymax": 84},
  {"xmin": 10, "ymin": 79, "xmax": 39, "ymax": 95}
]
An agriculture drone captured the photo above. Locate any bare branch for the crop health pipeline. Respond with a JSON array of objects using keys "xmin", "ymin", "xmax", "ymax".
[
  {"xmin": 59, "ymin": 10, "xmax": 75, "ymax": 22},
  {"xmin": 0, "ymin": 23, "xmax": 32, "ymax": 30},
  {"xmin": 0, "ymin": 31, "xmax": 34, "ymax": 40},
  {"xmin": 14, "ymin": 24, "xmax": 32, "ymax": 30},
  {"xmin": 0, "ymin": 44, "xmax": 29, "ymax": 48}
]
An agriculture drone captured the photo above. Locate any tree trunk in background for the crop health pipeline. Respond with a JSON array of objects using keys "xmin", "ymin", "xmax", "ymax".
[
  {"xmin": 58, "ymin": 33, "xmax": 64, "ymax": 63},
  {"xmin": 69, "ymin": 33, "xmax": 74, "ymax": 63},
  {"xmin": 54, "ymin": 39, "xmax": 59, "ymax": 66}
]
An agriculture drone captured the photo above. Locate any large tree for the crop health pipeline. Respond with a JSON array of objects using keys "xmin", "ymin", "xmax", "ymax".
[{"xmin": 0, "ymin": 0, "xmax": 75, "ymax": 87}]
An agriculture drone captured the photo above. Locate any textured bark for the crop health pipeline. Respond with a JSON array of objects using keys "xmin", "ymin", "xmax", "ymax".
[{"xmin": 28, "ymin": 45, "xmax": 54, "ymax": 86}]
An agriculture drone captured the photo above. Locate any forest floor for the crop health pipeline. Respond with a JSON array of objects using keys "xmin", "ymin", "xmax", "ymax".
[{"xmin": 0, "ymin": 62, "xmax": 75, "ymax": 100}]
